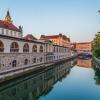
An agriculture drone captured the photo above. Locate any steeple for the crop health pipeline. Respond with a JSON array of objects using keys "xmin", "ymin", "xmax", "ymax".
[
  {"xmin": 6, "ymin": 10, "xmax": 10, "ymax": 17},
  {"xmin": 4, "ymin": 10, "xmax": 13, "ymax": 24}
]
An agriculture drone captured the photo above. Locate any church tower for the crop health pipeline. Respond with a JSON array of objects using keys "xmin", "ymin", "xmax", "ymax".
[{"xmin": 4, "ymin": 10, "xmax": 13, "ymax": 24}]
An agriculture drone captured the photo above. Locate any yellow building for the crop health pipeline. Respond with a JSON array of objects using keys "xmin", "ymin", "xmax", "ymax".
[
  {"xmin": 72, "ymin": 42, "xmax": 92, "ymax": 53},
  {"xmin": 40, "ymin": 33, "xmax": 71, "ymax": 47}
]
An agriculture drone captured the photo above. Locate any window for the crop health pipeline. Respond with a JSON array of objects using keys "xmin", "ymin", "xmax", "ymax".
[
  {"xmin": 24, "ymin": 59, "xmax": 28, "ymax": 65},
  {"xmin": 11, "ymin": 30, "xmax": 13, "ymax": 36},
  {"xmin": 53, "ymin": 47, "xmax": 55, "ymax": 52},
  {"xmin": 10, "ymin": 42, "xmax": 19, "ymax": 52},
  {"xmin": 32, "ymin": 45, "xmax": 37, "ymax": 52},
  {"xmin": 14, "ymin": 31, "xmax": 16, "ymax": 37},
  {"xmin": 12, "ymin": 60, "xmax": 17, "ymax": 67},
  {"xmin": 56, "ymin": 47, "xmax": 58, "ymax": 52},
  {"xmin": 33, "ymin": 58, "xmax": 36, "ymax": 63},
  {"xmin": 40, "ymin": 45, "xmax": 43, "ymax": 52},
  {"xmin": 40, "ymin": 57, "xmax": 42, "ymax": 62},
  {"xmin": 23, "ymin": 43, "xmax": 29, "ymax": 52},
  {"xmin": 0, "ymin": 40, "xmax": 4, "ymax": 52},
  {"xmin": 1, "ymin": 28, "xmax": 4, "ymax": 34},
  {"xmin": 6, "ymin": 29, "xmax": 8, "ymax": 35}
]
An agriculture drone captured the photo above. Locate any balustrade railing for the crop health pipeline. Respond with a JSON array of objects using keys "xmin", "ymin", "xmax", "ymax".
[
  {"xmin": 10, "ymin": 48, "xmax": 19, "ymax": 52},
  {"xmin": 23, "ymin": 49, "xmax": 29, "ymax": 52}
]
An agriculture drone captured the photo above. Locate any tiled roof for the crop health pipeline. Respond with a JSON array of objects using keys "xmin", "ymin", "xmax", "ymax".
[
  {"xmin": 75, "ymin": 42, "xmax": 91, "ymax": 44},
  {"xmin": 24, "ymin": 34, "xmax": 37, "ymax": 40},
  {"xmin": 40, "ymin": 34, "xmax": 70, "ymax": 42},
  {"xmin": 0, "ymin": 20, "xmax": 21, "ymax": 32}
]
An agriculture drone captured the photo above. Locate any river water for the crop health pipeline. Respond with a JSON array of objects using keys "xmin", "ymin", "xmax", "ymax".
[{"xmin": 0, "ymin": 58, "xmax": 100, "ymax": 100}]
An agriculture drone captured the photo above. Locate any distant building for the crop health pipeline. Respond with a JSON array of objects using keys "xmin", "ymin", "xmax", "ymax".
[
  {"xmin": 40, "ymin": 33, "xmax": 71, "ymax": 47},
  {"xmin": 72, "ymin": 42, "xmax": 92, "ymax": 54}
]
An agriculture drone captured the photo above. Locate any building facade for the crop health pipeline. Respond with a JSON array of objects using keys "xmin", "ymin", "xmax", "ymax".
[
  {"xmin": 72, "ymin": 42, "xmax": 92, "ymax": 54},
  {"xmin": 0, "ymin": 11, "xmax": 71, "ymax": 73},
  {"xmin": 40, "ymin": 33, "xmax": 71, "ymax": 47}
]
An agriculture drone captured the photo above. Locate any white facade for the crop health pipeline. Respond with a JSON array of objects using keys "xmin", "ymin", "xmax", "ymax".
[
  {"xmin": 0, "ymin": 11, "xmax": 71, "ymax": 73},
  {"xmin": 0, "ymin": 28, "xmax": 22, "ymax": 38},
  {"xmin": 0, "ymin": 35, "xmax": 70, "ymax": 72}
]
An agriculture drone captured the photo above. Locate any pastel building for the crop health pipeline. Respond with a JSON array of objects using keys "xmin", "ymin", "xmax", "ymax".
[
  {"xmin": 40, "ymin": 33, "xmax": 71, "ymax": 47},
  {"xmin": 71, "ymin": 42, "xmax": 92, "ymax": 54}
]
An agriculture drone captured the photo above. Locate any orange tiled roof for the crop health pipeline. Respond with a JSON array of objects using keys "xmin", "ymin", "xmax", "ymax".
[
  {"xmin": 24, "ymin": 34, "xmax": 37, "ymax": 40},
  {"xmin": 0, "ymin": 20, "xmax": 21, "ymax": 32}
]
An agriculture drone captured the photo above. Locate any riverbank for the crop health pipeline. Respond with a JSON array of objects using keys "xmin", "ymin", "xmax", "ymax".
[
  {"xmin": 0, "ymin": 55, "xmax": 77, "ymax": 83},
  {"xmin": 92, "ymin": 55, "xmax": 100, "ymax": 70}
]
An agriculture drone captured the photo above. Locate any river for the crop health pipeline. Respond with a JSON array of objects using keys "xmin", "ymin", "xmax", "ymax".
[{"xmin": 0, "ymin": 58, "xmax": 100, "ymax": 100}]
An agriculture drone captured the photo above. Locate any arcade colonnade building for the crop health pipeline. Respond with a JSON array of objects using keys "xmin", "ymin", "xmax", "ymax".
[{"xmin": 0, "ymin": 11, "xmax": 71, "ymax": 72}]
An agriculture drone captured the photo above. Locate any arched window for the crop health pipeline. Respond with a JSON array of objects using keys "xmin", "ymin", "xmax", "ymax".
[
  {"xmin": 12, "ymin": 60, "xmax": 17, "ymax": 67},
  {"xmin": 23, "ymin": 43, "xmax": 29, "ymax": 52},
  {"xmin": 0, "ymin": 40, "xmax": 4, "ymax": 52},
  {"xmin": 24, "ymin": 59, "xmax": 28, "ymax": 65},
  {"xmin": 40, "ymin": 45, "xmax": 43, "ymax": 52},
  {"xmin": 10, "ymin": 42, "xmax": 19, "ymax": 52},
  {"xmin": 32, "ymin": 45, "xmax": 37, "ymax": 52}
]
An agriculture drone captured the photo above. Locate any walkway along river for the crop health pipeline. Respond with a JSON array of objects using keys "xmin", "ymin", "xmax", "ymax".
[{"xmin": 0, "ymin": 58, "xmax": 100, "ymax": 100}]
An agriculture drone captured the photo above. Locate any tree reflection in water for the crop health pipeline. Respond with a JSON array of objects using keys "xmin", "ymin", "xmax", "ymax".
[{"xmin": 93, "ymin": 64, "xmax": 100, "ymax": 85}]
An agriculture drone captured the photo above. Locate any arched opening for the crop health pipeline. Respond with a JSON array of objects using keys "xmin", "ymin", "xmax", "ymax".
[
  {"xmin": 32, "ymin": 45, "xmax": 37, "ymax": 52},
  {"xmin": 0, "ymin": 40, "xmax": 4, "ymax": 52},
  {"xmin": 12, "ymin": 60, "xmax": 17, "ymax": 67},
  {"xmin": 23, "ymin": 43, "xmax": 29, "ymax": 52},
  {"xmin": 24, "ymin": 59, "xmax": 28, "ymax": 65},
  {"xmin": 40, "ymin": 45, "xmax": 43, "ymax": 52},
  {"xmin": 10, "ymin": 42, "xmax": 19, "ymax": 52}
]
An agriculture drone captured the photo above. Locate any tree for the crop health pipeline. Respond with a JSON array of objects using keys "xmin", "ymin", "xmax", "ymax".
[{"xmin": 92, "ymin": 32, "xmax": 100, "ymax": 49}]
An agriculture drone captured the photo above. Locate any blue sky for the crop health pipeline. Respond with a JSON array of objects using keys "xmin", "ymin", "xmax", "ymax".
[{"xmin": 0, "ymin": 0, "xmax": 100, "ymax": 42}]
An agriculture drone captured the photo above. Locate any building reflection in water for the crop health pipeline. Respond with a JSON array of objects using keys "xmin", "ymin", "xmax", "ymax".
[
  {"xmin": 77, "ymin": 58, "xmax": 92, "ymax": 68},
  {"xmin": 0, "ymin": 60, "xmax": 76, "ymax": 100},
  {"xmin": 76, "ymin": 58, "xmax": 100, "ymax": 85}
]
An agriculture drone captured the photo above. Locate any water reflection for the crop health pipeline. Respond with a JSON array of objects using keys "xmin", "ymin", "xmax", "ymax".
[
  {"xmin": 93, "ymin": 66, "xmax": 100, "ymax": 85},
  {"xmin": 1, "ymin": 58, "xmax": 100, "ymax": 100},
  {"xmin": 77, "ymin": 58, "xmax": 92, "ymax": 68},
  {"xmin": 77, "ymin": 58, "xmax": 100, "ymax": 86},
  {"xmin": 0, "ymin": 60, "xmax": 76, "ymax": 100}
]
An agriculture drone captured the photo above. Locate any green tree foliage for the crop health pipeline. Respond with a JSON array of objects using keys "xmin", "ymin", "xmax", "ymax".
[
  {"xmin": 92, "ymin": 32, "xmax": 100, "ymax": 59},
  {"xmin": 92, "ymin": 33, "xmax": 100, "ymax": 49},
  {"xmin": 93, "ymin": 47, "xmax": 100, "ymax": 59}
]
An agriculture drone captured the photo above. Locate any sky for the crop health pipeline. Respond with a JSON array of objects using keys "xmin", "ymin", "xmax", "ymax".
[{"xmin": 0, "ymin": 0, "xmax": 100, "ymax": 42}]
